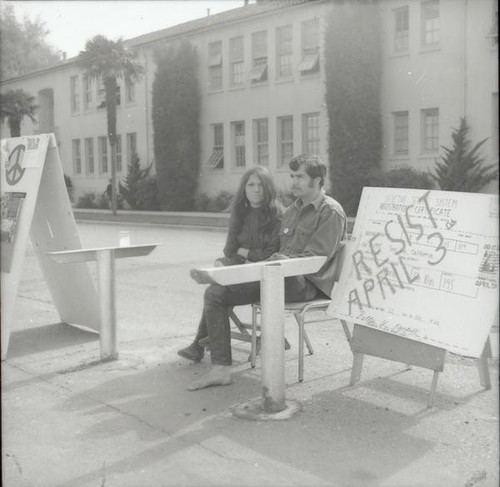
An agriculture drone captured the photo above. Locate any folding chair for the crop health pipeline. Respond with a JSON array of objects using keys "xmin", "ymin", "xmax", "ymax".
[{"xmin": 233, "ymin": 240, "xmax": 349, "ymax": 382}]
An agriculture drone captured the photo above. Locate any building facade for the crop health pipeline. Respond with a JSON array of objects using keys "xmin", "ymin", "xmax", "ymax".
[{"xmin": 1, "ymin": 0, "xmax": 498, "ymax": 200}]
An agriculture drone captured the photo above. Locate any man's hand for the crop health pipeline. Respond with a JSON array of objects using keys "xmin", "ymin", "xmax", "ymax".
[
  {"xmin": 190, "ymin": 268, "xmax": 213, "ymax": 284},
  {"xmin": 237, "ymin": 247, "xmax": 249, "ymax": 258}
]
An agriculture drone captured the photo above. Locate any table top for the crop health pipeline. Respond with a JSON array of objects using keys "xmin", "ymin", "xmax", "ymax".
[
  {"xmin": 47, "ymin": 243, "xmax": 160, "ymax": 263},
  {"xmin": 193, "ymin": 256, "xmax": 327, "ymax": 286}
]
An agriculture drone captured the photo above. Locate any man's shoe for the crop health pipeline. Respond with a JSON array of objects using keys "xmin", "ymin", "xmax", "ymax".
[{"xmin": 178, "ymin": 343, "xmax": 204, "ymax": 362}]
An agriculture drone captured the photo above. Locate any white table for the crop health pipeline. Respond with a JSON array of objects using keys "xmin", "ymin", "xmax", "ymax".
[
  {"xmin": 48, "ymin": 244, "xmax": 159, "ymax": 360},
  {"xmin": 195, "ymin": 256, "xmax": 326, "ymax": 418}
]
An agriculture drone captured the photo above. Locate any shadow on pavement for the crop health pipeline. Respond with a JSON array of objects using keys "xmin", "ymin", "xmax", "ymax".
[{"xmin": 6, "ymin": 322, "xmax": 98, "ymax": 359}]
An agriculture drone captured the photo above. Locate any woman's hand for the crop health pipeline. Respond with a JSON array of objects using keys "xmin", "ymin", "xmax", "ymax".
[
  {"xmin": 237, "ymin": 247, "xmax": 249, "ymax": 259},
  {"xmin": 213, "ymin": 259, "xmax": 224, "ymax": 267}
]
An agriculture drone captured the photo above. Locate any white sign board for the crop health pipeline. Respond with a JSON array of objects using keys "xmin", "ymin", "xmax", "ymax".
[
  {"xmin": 328, "ymin": 187, "xmax": 498, "ymax": 358},
  {"xmin": 1, "ymin": 134, "xmax": 99, "ymax": 359}
]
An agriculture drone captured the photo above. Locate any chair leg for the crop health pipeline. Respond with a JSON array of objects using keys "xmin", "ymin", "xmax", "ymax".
[
  {"xmin": 298, "ymin": 314, "xmax": 304, "ymax": 382},
  {"xmin": 294, "ymin": 312, "xmax": 313, "ymax": 355},
  {"xmin": 250, "ymin": 305, "xmax": 258, "ymax": 368}
]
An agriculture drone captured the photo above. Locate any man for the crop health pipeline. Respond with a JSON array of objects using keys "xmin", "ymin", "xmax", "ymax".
[{"xmin": 181, "ymin": 154, "xmax": 347, "ymax": 391}]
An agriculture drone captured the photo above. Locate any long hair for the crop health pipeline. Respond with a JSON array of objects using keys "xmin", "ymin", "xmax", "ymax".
[{"xmin": 230, "ymin": 166, "xmax": 280, "ymax": 234}]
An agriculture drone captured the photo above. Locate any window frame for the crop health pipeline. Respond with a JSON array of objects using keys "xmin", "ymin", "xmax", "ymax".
[
  {"xmin": 393, "ymin": 111, "xmax": 409, "ymax": 156},
  {"xmin": 125, "ymin": 79, "xmax": 136, "ymax": 104},
  {"xmin": 116, "ymin": 134, "xmax": 123, "ymax": 173},
  {"xmin": 84, "ymin": 137, "xmax": 95, "ymax": 175},
  {"xmin": 126, "ymin": 132, "xmax": 137, "ymax": 164},
  {"xmin": 394, "ymin": 6, "xmax": 409, "ymax": 53},
  {"xmin": 207, "ymin": 123, "xmax": 224, "ymax": 169},
  {"xmin": 299, "ymin": 18, "xmax": 320, "ymax": 76},
  {"xmin": 70, "ymin": 75, "xmax": 80, "ymax": 114},
  {"xmin": 421, "ymin": 0, "xmax": 440, "ymax": 48},
  {"xmin": 250, "ymin": 31, "xmax": 268, "ymax": 84},
  {"xmin": 231, "ymin": 121, "xmax": 246, "ymax": 169},
  {"xmin": 253, "ymin": 118, "xmax": 269, "ymax": 166},
  {"xmin": 98, "ymin": 136, "xmax": 108, "ymax": 174},
  {"xmin": 421, "ymin": 108, "xmax": 439, "ymax": 153},
  {"xmin": 72, "ymin": 139, "xmax": 82, "ymax": 175},
  {"xmin": 83, "ymin": 75, "xmax": 93, "ymax": 110},
  {"xmin": 302, "ymin": 112, "xmax": 320, "ymax": 155},
  {"xmin": 276, "ymin": 25, "xmax": 293, "ymax": 79},
  {"xmin": 229, "ymin": 36, "xmax": 244, "ymax": 87},
  {"xmin": 277, "ymin": 115, "xmax": 293, "ymax": 168},
  {"xmin": 208, "ymin": 41, "xmax": 223, "ymax": 91}
]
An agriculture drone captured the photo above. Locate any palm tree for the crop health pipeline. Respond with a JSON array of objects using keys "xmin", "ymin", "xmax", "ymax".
[
  {"xmin": 77, "ymin": 35, "xmax": 143, "ymax": 214},
  {"xmin": 0, "ymin": 89, "xmax": 38, "ymax": 137}
]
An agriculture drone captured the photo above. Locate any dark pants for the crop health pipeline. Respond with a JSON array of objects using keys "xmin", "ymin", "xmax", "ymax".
[{"xmin": 192, "ymin": 276, "xmax": 318, "ymax": 365}]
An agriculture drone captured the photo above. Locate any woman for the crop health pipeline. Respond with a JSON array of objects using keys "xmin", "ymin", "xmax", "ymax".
[{"xmin": 178, "ymin": 166, "xmax": 281, "ymax": 362}]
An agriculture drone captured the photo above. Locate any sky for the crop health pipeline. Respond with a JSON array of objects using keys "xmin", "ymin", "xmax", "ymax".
[{"xmin": 7, "ymin": 0, "xmax": 245, "ymax": 58}]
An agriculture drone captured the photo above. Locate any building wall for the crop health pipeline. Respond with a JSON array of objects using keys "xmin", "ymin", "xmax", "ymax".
[
  {"xmin": 379, "ymin": 0, "xmax": 498, "ymax": 193},
  {"xmin": 1, "ymin": 0, "xmax": 497, "ymax": 201}
]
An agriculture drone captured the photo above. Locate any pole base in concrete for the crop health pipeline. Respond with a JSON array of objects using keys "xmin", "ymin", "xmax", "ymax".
[{"xmin": 232, "ymin": 398, "xmax": 301, "ymax": 421}]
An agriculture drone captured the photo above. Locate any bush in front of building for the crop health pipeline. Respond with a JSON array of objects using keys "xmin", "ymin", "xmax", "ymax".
[
  {"xmin": 118, "ymin": 152, "xmax": 160, "ymax": 210},
  {"xmin": 325, "ymin": 0, "xmax": 383, "ymax": 217},
  {"xmin": 194, "ymin": 191, "xmax": 233, "ymax": 212},
  {"xmin": 152, "ymin": 40, "xmax": 201, "ymax": 211},
  {"xmin": 430, "ymin": 117, "xmax": 498, "ymax": 192},
  {"xmin": 366, "ymin": 166, "xmax": 435, "ymax": 190},
  {"xmin": 134, "ymin": 176, "xmax": 161, "ymax": 210},
  {"xmin": 76, "ymin": 192, "xmax": 123, "ymax": 210}
]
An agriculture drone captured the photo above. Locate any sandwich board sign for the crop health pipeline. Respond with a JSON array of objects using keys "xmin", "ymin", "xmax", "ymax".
[
  {"xmin": 1, "ymin": 133, "xmax": 99, "ymax": 360},
  {"xmin": 328, "ymin": 187, "xmax": 498, "ymax": 359}
]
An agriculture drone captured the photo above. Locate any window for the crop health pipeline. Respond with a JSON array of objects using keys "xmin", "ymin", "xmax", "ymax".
[
  {"xmin": 83, "ymin": 75, "xmax": 93, "ymax": 110},
  {"xmin": 97, "ymin": 77, "xmax": 106, "ymax": 109},
  {"xmin": 230, "ymin": 36, "xmax": 244, "ymax": 86},
  {"xmin": 208, "ymin": 41, "xmax": 223, "ymax": 91},
  {"xmin": 393, "ymin": 112, "xmax": 409, "ymax": 155},
  {"xmin": 72, "ymin": 139, "xmax": 82, "ymax": 174},
  {"xmin": 250, "ymin": 31, "xmax": 268, "ymax": 83},
  {"xmin": 277, "ymin": 116, "xmax": 293, "ymax": 167},
  {"xmin": 70, "ymin": 75, "xmax": 80, "ymax": 114},
  {"xmin": 394, "ymin": 7, "xmax": 409, "ymax": 53},
  {"xmin": 299, "ymin": 19, "xmax": 320, "ymax": 75},
  {"xmin": 125, "ymin": 79, "xmax": 136, "ymax": 104},
  {"xmin": 126, "ymin": 132, "xmax": 137, "ymax": 164},
  {"xmin": 422, "ymin": 0, "xmax": 439, "ymax": 47},
  {"xmin": 207, "ymin": 124, "xmax": 224, "ymax": 169},
  {"xmin": 231, "ymin": 121, "xmax": 246, "ymax": 168},
  {"xmin": 302, "ymin": 113, "xmax": 320, "ymax": 154},
  {"xmin": 84, "ymin": 137, "xmax": 95, "ymax": 174},
  {"xmin": 254, "ymin": 119, "xmax": 269, "ymax": 166},
  {"xmin": 98, "ymin": 136, "xmax": 108, "ymax": 173},
  {"xmin": 421, "ymin": 108, "xmax": 439, "ymax": 152},
  {"xmin": 116, "ymin": 135, "xmax": 123, "ymax": 173},
  {"xmin": 276, "ymin": 25, "xmax": 293, "ymax": 79}
]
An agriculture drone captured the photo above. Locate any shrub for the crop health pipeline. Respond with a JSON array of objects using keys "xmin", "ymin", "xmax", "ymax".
[
  {"xmin": 135, "ymin": 176, "xmax": 160, "ymax": 210},
  {"xmin": 76, "ymin": 193, "xmax": 96, "ymax": 208},
  {"xmin": 325, "ymin": 0, "xmax": 383, "ymax": 217},
  {"xmin": 194, "ymin": 191, "xmax": 233, "ymax": 212},
  {"xmin": 152, "ymin": 40, "xmax": 201, "ymax": 210},
  {"xmin": 119, "ymin": 152, "xmax": 154, "ymax": 209},
  {"xmin": 431, "ymin": 117, "xmax": 498, "ymax": 192},
  {"xmin": 367, "ymin": 166, "xmax": 435, "ymax": 190}
]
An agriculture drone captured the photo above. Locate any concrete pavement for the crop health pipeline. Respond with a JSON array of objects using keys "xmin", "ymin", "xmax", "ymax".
[{"xmin": 2, "ymin": 221, "xmax": 499, "ymax": 487}]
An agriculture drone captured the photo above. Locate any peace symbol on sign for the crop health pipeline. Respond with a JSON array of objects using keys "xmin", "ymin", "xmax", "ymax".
[{"xmin": 6, "ymin": 144, "xmax": 26, "ymax": 186}]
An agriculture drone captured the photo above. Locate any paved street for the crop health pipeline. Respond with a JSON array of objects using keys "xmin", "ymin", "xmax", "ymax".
[{"xmin": 2, "ymin": 221, "xmax": 499, "ymax": 487}]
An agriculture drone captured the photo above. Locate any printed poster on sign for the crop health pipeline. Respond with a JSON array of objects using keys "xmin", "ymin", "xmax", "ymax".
[{"xmin": 328, "ymin": 187, "xmax": 499, "ymax": 358}]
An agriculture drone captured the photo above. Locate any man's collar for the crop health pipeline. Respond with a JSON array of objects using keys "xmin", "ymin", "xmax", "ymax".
[{"xmin": 295, "ymin": 189, "xmax": 325, "ymax": 210}]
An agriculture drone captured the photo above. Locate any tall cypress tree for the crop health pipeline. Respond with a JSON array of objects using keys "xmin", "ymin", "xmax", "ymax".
[
  {"xmin": 325, "ymin": 0, "xmax": 382, "ymax": 216},
  {"xmin": 152, "ymin": 40, "xmax": 201, "ymax": 210}
]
